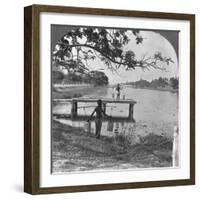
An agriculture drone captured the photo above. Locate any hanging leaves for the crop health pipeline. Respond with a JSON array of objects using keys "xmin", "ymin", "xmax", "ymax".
[{"xmin": 53, "ymin": 27, "xmax": 173, "ymax": 75}]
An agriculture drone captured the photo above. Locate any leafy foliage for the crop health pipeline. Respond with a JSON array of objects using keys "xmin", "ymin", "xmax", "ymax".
[
  {"xmin": 150, "ymin": 77, "xmax": 169, "ymax": 88},
  {"xmin": 53, "ymin": 27, "xmax": 174, "ymax": 75},
  {"xmin": 126, "ymin": 77, "xmax": 178, "ymax": 90},
  {"xmin": 169, "ymin": 77, "xmax": 179, "ymax": 89},
  {"xmin": 52, "ymin": 70, "xmax": 65, "ymax": 83},
  {"xmin": 88, "ymin": 71, "xmax": 109, "ymax": 86},
  {"xmin": 53, "ymin": 70, "xmax": 109, "ymax": 86}
]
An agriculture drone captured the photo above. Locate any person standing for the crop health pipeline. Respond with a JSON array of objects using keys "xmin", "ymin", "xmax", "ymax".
[
  {"xmin": 112, "ymin": 87, "xmax": 115, "ymax": 99},
  {"xmin": 87, "ymin": 99, "xmax": 110, "ymax": 138},
  {"xmin": 116, "ymin": 84, "xmax": 122, "ymax": 99}
]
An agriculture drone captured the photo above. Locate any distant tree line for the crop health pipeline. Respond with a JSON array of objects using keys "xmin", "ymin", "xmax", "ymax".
[
  {"xmin": 126, "ymin": 77, "xmax": 179, "ymax": 90},
  {"xmin": 52, "ymin": 70, "xmax": 109, "ymax": 86}
]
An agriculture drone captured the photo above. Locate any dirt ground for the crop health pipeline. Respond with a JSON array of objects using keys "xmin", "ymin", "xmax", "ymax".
[{"xmin": 52, "ymin": 120, "xmax": 173, "ymax": 173}]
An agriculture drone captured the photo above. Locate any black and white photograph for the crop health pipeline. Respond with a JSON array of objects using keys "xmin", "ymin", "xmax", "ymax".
[
  {"xmin": 22, "ymin": 4, "xmax": 195, "ymax": 194},
  {"xmin": 51, "ymin": 25, "xmax": 179, "ymax": 173}
]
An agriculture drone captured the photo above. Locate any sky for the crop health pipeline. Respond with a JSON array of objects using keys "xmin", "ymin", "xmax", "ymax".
[{"xmin": 85, "ymin": 31, "xmax": 178, "ymax": 84}]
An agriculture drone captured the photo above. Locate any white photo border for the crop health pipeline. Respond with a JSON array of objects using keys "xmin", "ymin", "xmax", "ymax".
[{"xmin": 40, "ymin": 12, "xmax": 190, "ymax": 187}]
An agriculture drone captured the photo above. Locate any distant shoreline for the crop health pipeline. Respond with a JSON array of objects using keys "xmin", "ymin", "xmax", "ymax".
[
  {"xmin": 125, "ymin": 85, "xmax": 178, "ymax": 93},
  {"xmin": 52, "ymin": 84, "xmax": 178, "ymax": 101}
]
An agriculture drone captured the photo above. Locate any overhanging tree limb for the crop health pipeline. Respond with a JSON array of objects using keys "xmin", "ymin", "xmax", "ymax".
[{"xmin": 54, "ymin": 28, "xmax": 173, "ymax": 73}]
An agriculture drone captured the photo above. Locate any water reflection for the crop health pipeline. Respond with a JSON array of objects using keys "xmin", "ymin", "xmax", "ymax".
[
  {"xmin": 53, "ymin": 86, "xmax": 178, "ymax": 123},
  {"xmin": 54, "ymin": 117, "xmax": 141, "ymax": 143},
  {"xmin": 53, "ymin": 86, "xmax": 178, "ymax": 141}
]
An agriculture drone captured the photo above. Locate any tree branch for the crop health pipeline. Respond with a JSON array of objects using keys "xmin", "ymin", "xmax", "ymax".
[
  {"xmin": 56, "ymin": 42, "xmax": 170, "ymax": 72},
  {"xmin": 57, "ymin": 42, "xmax": 127, "ymax": 65}
]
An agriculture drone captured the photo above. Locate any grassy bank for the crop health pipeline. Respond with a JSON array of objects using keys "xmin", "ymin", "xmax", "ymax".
[{"xmin": 52, "ymin": 120, "xmax": 173, "ymax": 173}]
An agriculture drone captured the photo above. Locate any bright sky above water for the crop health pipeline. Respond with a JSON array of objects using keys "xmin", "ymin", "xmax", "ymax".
[{"xmin": 86, "ymin": 31, "xmax": 178, "ymax": 84}]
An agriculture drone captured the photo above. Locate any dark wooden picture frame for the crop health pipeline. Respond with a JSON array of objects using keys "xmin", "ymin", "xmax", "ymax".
[{"xmin": 24, "ymin": 4, "xmax": 195, "ymax": 195}]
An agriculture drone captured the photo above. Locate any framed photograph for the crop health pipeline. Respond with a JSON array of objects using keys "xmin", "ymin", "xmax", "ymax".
[{"xmin": 24, "ymin": 4, "xmax": 195, "ymax": 194}]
